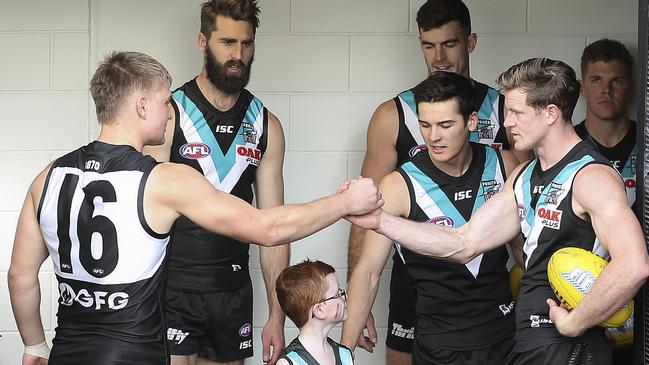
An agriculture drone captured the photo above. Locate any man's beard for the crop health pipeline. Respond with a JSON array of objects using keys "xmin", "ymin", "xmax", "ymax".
[{"xmin": 205, "ymin": 46, "xmax": 253, "ymax": 95}]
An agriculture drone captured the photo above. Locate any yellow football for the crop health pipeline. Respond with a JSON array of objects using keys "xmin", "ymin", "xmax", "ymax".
[
  {"xmin": 547, "ymin": 247, "xmax": 632, "ymax": 328},
  {"xmin": 510, "ymin": 264, "xmax": 524, "ymax": 298},
  {"xmin": 606, "ymin": 303, "xmax": 634, "ymax": 348}
]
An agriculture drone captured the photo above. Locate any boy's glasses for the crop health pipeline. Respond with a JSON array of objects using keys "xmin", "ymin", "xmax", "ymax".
[{"xmin": 320, "ymin": 288, "xmax": 346, "ymax": 303}]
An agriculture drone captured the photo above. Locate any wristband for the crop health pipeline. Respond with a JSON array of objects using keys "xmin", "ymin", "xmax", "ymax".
[{"xmin": 24, "ymin": 341, "xmax": 50, "ymax": 359}]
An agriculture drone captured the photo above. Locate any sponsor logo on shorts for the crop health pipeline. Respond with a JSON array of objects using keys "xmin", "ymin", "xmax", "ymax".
[
  {"xmin": 239, "ymin": 340, "xmax": 252, "ymax": 350},
  {"xmin": 236, "ymin": 145, "xmax": 261, "ymax": 166},
  {"xmin": 179, "ymin": 142, "xmax": 211, "ymax": 159},
  {"xmin": 239, "ymin": 323, "xmax": 252, "ymax": 337},
  {"xmin": 58, "ymin": 283, "xmax": 128, "ymax": 310},
  {"xmin": 167, "ymin": 328, "xmax": 189, "ymax": 345},
  {"xmin": 537, "ymin": 207, "xmax": 562, "ymax": 230},
  {"xmin": 499, "ymin": 301, "xmax": 514, "ymax": 316},
  {"xmin": 426, "ymin": 216, "xmax": 454, "ymax": 227},
  {"xmin": 408, "ymin": 144, "xmax": 427, "ymax": 158},
  {"xmin": 232, "ymin": 264, "xmax": 242, "ymax": 272},
  {"xmin": 529, "ymin": 314, "xmax": 553, "ymax": 328},
  {"xmin": 391, "ymin": 323, "xmax": 415, "ymax": 339},
  {"xmin": 560, "ymin": 267, "xmax": 597, "ymax": 296}
]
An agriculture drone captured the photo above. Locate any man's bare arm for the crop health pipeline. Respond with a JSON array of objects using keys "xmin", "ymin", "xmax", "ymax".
[
  {"xmin": 146, "ymin": 163, "xmax": 383, "ymax": 247},
  {"xmin": 342, "ymin": 172, "xmax": 409, "ymax": 352},
  {"xmin": 348, "ymin": 100, "xmax": 399, "ymax": 280},
  {"xmin": 8, "ymin": 166, "xmax": 51, "ymax": 357},
  {"xmin": 549, "ymin": 164, "xmax": 649, "ymax": 336},
  {"xmin": 369, "ymin": 172, "xmax": 523, "ymax": 263},
  {"xmin": 255, "ymin": 112, "xmax": 289, "ymax": 364}
]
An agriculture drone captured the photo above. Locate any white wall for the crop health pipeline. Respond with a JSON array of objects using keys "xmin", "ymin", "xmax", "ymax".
[{"xmin": 0, "ymin": 0, "xmax": 639, "ymax": 364}]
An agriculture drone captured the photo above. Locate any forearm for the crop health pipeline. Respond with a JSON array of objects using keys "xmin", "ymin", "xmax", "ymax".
[
  {"xmin": 8, "ymin": 272, "xmax": 45, "ymax": 345},
  {"xmin": 260, "ymin": 194, "xmax": 351, "ymax": 246},
  {"xmin": 341, "ymin": 268, "xmax": 381, "ymax": 351},
  {"xmin": 566, "ymin": 258, "xmax": 647, "ymax": 335},
  {"xmin": 260, "ymin": 244, "xmax": 289, "ymax": 321},
  {"xmin": 347, "ymin": 225, "xmax": 366, "ymax": 281},
  {"xmin": 376, "ymin": 211, "xmax": 472, "ymax": 262}
]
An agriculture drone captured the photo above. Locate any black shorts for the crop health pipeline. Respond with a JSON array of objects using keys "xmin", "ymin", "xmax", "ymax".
[
  {"xmin": 508, "ymin": 341, "xmax": 612, "ymax": 365},
  {"xmin": 413, "ymin": 335, "xmax": 513, "ymax": 365},
  {"xmin": 165, "ymin": 280, "xmax": 254, "ymax": 362},
  {"xmin": 50, "ymin": 334, "xmax": 167, "ymax": 365},
  {"xmin": 386, "ymin": 256, "xmax": 418, "ymax": 353}
]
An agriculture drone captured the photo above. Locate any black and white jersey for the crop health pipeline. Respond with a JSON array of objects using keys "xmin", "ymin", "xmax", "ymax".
[
  {"xmin": 38, "ymin": 141, "xmax": 169, "ymax": 348},
  {"xmin": 512, "ymin": 141, "xmax": 610, "ymax": 352},
  {"xmin": 574, "ymin": 120, "xmax": 637, "ymax": 207},
  {"xmin": 397, "ymin": 143, "xmax": 515, "ymax": 350},
  {"xmin": 393, "ymin": 80, "xmax": 508, "ymax": 166},
  {"xmin": 167, "ymin": 79, "xmax": 268, "ymax": 292}
]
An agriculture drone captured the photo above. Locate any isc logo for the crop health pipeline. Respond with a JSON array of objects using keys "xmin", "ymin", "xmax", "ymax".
[
  {"xmin": 180, "ymin": 142, "xmax": 211, "ymax": 159},
  {"xmin": 215, "ymin": 125, "xmax": 234, "ymax": 134},
  {"xmin": 454, "ymin": 190, "xmax": 472, "ymax": 201},
  {"xmin": 239, "ymin": 340, "xmax": 252, "ymax": 350}
]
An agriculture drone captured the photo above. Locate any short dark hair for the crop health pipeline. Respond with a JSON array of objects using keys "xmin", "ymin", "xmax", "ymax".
[
  {"xmin": 276, "ymin": 260, "xmax": 335, "ymax": 329},
  {"xmin": 412, "ymin": 71, "xmax": 476, "ymax": 122},
  {"xmin": 200, "ymin": 0, "xmax": 261, "ymax": 38},
  {"xmin": 581, "ymin": 38, "xmax": 633, "ymax": 77},
  {"xmin": 416, "ymin": 0, "xmax": 471, "ymax": 36},
  {"xmin": 497, "ymin": 57, "xmax": 580, "ymax": 121}
]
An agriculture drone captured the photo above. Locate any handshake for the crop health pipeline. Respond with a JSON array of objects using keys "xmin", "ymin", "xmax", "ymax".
[{"xmin": 336, "ymin": 177, "xmax": 385, "ymax": 230}]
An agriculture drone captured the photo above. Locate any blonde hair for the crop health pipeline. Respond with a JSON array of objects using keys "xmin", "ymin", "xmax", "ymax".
[{"xmin": 90, "ymin": 51, "xmax": 171, "ymax": 124}]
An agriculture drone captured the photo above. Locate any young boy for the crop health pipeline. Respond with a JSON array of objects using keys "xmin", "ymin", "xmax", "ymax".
[{"xmin": 276, "ymin": 260, "xmax": 354, "ymax": 365}]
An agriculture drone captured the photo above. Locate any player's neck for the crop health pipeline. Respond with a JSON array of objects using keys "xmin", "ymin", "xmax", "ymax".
[
  {"xmin": 97, "ymin": 122, "xmax": 144, "ymax": 151},
  {"xmin": 584, "ymin": 113, "xmax": 630, "ymax": 148},
  {"xmin": 196, "ymin": 73, "xmax": 240, "ymax": 111},
  {"xmin": 535, "ymin": 122, "xmax": 581, "ymax": 171}
]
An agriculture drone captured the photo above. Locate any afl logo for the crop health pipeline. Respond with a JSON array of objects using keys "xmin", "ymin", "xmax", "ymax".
[
  {"xmin": 239, "ymin": 323, "xmax": 252, "ymax": 337},
  {"xmin": 427, "ymin": 216, "xmax": 454, "ymax": 227},
  {"xmin": 408, "ymin": 144, "xmax": 427, "ymax": 157},
  {"xmin": 179, "ymin": 142, "xmax": 211, "ymax": 159}
]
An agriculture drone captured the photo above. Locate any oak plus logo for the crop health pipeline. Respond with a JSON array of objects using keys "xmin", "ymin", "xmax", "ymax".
[
  {"xmin": 537, "ymin": 207, "xmax": 562, "ymax": 230},
  {"xmin": 236, "ymin": 145, "xmax": 261, "ymax": 166}
]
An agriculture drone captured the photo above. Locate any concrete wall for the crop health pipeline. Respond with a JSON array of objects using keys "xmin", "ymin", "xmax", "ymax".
[{"xmin": 0, "ymin": 0, "xmax": 639, "ymax": 363}]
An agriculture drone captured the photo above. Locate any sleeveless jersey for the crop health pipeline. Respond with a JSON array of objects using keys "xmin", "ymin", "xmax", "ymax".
[
  {"xmin": 574, "ymin": 120, "xmax": 637, "ymax": 207},
  {"xmin": 167, "ymin": 79, "xmax": 268, "ymax": 292},
  {"xmin": 38, "ymin": 141, "xmax": 169, "ymax": 360},
  {"xmin": 397, "ymin": 143, "xmax": 515, "ymax": 350},
  {"xmin": 279, "ymin": 337, "xmax": 353, "ymax": 365},
  {"xmin": 394, "ymin": 79, "xmax": 508, "ymax": 166},
  {"xmin": 512, "ymin": 141, "xmax": 611, "ymax": 352}
]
